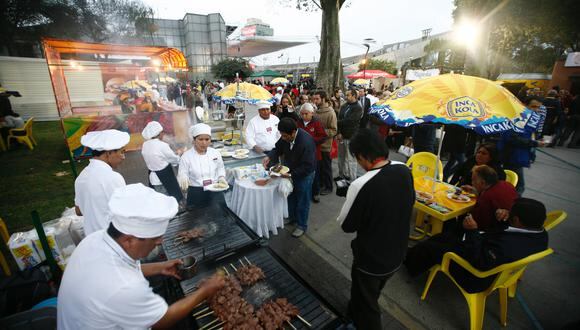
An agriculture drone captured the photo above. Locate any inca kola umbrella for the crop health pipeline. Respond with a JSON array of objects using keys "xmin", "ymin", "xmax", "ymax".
[
  {"xmin": 270, "ymin": 77, "xmax": 289, "ymax": 84},
  {"xmin": 369, "ymin": 73, "xmax": 541, "ymax": 135},
  {"xmin": 369, "ymin": 73, "xmax": 542, "ymax": 183},
  {"xmin": 214, "ymin": 82, "xmax": 276, "ymax": 104}
]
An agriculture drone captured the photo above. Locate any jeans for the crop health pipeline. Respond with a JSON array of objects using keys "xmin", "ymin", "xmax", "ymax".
[
  {"xmin": 338, "ymin": 139, "xmax": 358, "ymax": 180},
  {"xmin": 319, "ymin": 152, "xmax": 333, "ymax": 191},
  {"xmin": 412, "ymin": 124, "xmax": 436, "ymax": 154},
  {"xmin": 443, "ymin": 152, "xmax": 466, "ymax": 181},
  {"xmin": 312, "ymin": 167, "xmax": 320, "ymax": 196},
  {"xmin": 288, "ymin": 172, "xmax": 315, "ymax": 231}
]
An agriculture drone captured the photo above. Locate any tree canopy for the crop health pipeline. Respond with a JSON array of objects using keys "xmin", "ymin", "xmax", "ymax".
[
  {"xmin": 358, "ymin": 59, "xmax": 397, "ymax": 75},
  {"xmin": 211, "ymin": 58, "xmax": 253, "ymax": 82},
  {"xmin": 0, "ymin": 0, "xmax": 155, "ymax": 56},
  {"xmin": 452, "ymin": 0, "xmax": 580, "ymax": 77}
]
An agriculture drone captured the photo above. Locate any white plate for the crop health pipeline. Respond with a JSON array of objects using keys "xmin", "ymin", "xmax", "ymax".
[
  {"xmin": 220, "ymin": 151, "xmax": 234, "ymax": 157},
  {"xmin": 232, "ymin": 154, "xmax": 249, "ymax": 159},
  {"xmin": 269, "ymin": 165, "xmax": 290, "ymax": 175},
  {"xmin": 446, "ymin": 193, "xmax": 471, "ymax": 203},
  {"xmin": 234, "ymin": 148, "xmax": 250, "ymax": 156},
  {"xmin": 205, "ymin": 183, "xmax": 229, "ymax": 192}
]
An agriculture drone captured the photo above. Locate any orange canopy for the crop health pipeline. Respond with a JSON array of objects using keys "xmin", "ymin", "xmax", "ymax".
[{"xmin": 42, "ymin": 38, "xmax": 187, "ymax": 69}]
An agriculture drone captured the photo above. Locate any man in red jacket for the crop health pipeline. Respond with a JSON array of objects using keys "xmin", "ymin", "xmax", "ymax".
[
  {"xmin": 297, "ymin": 103, "xmax": 328, "ymax": 202},
  {"xmin": 462, "ymin": 165, "xmax": 518, "ymax": 230}
]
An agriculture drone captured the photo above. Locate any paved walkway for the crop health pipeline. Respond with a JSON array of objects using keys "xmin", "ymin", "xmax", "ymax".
[{"xmin": 118, "ymin": 146, "xmax": 580, "ymax": 329}]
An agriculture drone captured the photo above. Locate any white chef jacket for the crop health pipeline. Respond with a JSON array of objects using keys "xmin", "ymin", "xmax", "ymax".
[
  {"xmin": 141, "ymin": 138, "xmax": 180, "ymax": 186},
  {"xmin": 57, "ymin": 230, "xmax": 168, "ymax": 330},
  {"xmin": 178, "ymin": 147, "xmax": 225, "ymax": 187},
  {"xmin": 74, "ymin": 159, "xmax": 126, "ymax": 236},
  {"xmin": 245, "ymin": 115, "xmax": 280, "ymax": 152}
]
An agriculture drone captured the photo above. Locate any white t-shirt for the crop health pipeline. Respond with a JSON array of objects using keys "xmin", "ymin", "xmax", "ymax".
[
  {"xmin": 178, "ymin": 147, "xmax": 225, "ymax": 187},
  {"xmin": 57, "ymin": 230, "xmax": 168, "ymax": 330},
  {"xmin": 141, "ymin": 139, "xmax": 180, "ymax": 185},
  {"xmin": 245, "ymin": 115, "xmax": 280, "ymax": 152},
  {"xmin": 74, "ymin": 159, "xmax": 125, "ymax": 235}
]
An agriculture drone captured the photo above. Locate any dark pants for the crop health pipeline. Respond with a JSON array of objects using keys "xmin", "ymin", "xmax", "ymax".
[
  {"xmin": 348, "ymin": 265, "xmax": 393, "ymax": 330},
  {"xmin": 319, "ymin": 152, "xmax": 333, "ymax": 191},
  {"xmin": 154, "ymin": 165, "xmax": 183, "ymax": 202},
  {"xmin": 443, "ymin": 152, "xmax": 466, "ymax": 181},
  {"xmin": 559, "ymin": 115, "xmax": 580, "ymax": 147},
  {"xmin": 412, "ymin": 124, "xmax": 436, "ymax": 154},
  {"xmin": 288, "ymin": 172, "xmax": 314, "ymax": 231},
  {"xmin": 186, "ymin": 186, "xmax": 225, "ymax": 208},
  {"xmin": 312, "ymin": 167, "xmax": 320, "ymax": 197}
]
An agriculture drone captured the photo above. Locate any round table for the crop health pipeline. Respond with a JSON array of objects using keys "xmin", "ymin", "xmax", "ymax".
[{"xmin": 226, "ymin": 178, "xmax": 288, "ymax": 238}]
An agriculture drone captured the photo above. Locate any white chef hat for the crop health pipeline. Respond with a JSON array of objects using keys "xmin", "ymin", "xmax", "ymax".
[
  {"xmin": 300, "ymin": 103, "xmax": 315, "ymax": 113},
  {"xmin": 81, "ymin": 129, "xmax": 130, "ymax": 151},
  {"xmin": 108, "ymin": 183, "xmax": 178, "ymax": 238},
  {"xmin": 142, "ymin": 121, "xmax": 163, "ymax": 140},
  {"xmin": 276, "ymin": 86, "xmax": 283, "ymax": 91},
  {"xmin": 189, "ymin": 123, "xmax": 212, "ymax": 138},
  {"xmin": 256, "ymin": 100, "xmax": 272, "ymax": 110}
]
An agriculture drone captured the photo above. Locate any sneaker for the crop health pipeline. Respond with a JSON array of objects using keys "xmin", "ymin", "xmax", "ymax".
[
  {"xmin": 292, "ymin": 228, "xmax": 304, "ymax": 237},
  {"xmin": 312, "ymin": 195, "xmax": 320, "ymax": 203},
  {"xmin": 320, "ymin": 188, "xmax": 332, "ymax": 195}
]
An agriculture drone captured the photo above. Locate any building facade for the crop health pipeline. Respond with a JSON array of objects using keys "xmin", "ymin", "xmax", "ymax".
[{"xmin": 151, "ymin": 13, "xmax": 228, "ymax": 77}]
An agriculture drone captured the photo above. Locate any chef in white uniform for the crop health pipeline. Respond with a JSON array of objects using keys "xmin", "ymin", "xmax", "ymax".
[
  {"xmin": 74, "ymin": 129, "xmax": 129, "ymax": 236},
  {"xmin": 58, "ymin": 184, "xmax": 225, "ymax": 329},
  {"xmin": 141, "ymin": 121, "xmax": 183, "ymax": 203},
  {"xmin": 245, "ymin": 100, "xmax": 280, "ymax": 154},
  {"xmin": 178, "ymin": 123, "xmax": 227, "ymax": 208}
]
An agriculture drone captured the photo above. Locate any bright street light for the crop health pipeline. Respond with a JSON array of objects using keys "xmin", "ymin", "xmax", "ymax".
[{"xmin": 454, "ymin": 18, "xmax": 481, "ymax": 48}]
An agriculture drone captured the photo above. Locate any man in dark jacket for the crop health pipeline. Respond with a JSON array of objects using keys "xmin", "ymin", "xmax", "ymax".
[
  {"xmin": 337, "ymin": 89, "xmax": 363, "ymax": 180},
  {"xmin": 405, "ymin": 197, "xmax": 549, "ymax": 293},
  {"xmin": 357, "ymin": 88, "xmax": 372, "ymax": 128},
  {"xmin": 338, "ymin": 129, "xmax": 415, "ymax": 330},
  {"xmin": 263, "ymin": 118, "xmax": 316, "ymax": 238}
]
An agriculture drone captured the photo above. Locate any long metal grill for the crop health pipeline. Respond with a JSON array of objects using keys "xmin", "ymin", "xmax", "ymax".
[
  {"xmin": 184, "ymin": 247, "xmax": 340, "ymax": 329},
  {"xmin": 162, "ymin": 204, "xmax": 258, "ymax": 262}
]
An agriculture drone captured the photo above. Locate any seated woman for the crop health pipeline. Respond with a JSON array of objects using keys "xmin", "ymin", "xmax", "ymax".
[
  {"xmin": 178, "ymin": 123, "xmax": 227, "ymax": 208},
  {"xmin": 449, "ymin": 142, "xmax": 506, "ymax": 187}
]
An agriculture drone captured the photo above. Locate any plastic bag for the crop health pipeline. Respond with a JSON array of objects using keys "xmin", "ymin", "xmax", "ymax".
[
  {"xmin": 330, "ymin": 139, "xmax": 338, "ymax": 159},
  {"xmin": 277, "ymin": 178, "xmax": 294, "ymax": 198}
]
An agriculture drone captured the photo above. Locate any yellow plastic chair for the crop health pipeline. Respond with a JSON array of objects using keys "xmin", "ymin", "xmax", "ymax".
[
  {"xmin": 544, "ymin": 210, "xmax": 567, "ymax": 231},
  {"xmin": 7, "ymin": 117, "xmax": 37, "ymax": 150},
  {"xmin": 406, "ymin": 152, "xmax": 443, "ymax": 181},
  {"xmin": 0, "ymin": 218, "xmax": 12, "ymax": 276},
  {"xmin": 421, "ymin": 249, "xmax": 553, "ymax": 330},
  {"xmin": 504, "ymin": 169, "xmax": 518, "ymax": 187},
  {"xmin": 507, "ymin": 211, "xmax": 566, "ymax": 297}
]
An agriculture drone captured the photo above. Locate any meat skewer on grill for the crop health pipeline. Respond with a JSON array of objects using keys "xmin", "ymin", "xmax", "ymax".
[
  {"xmin": 174, "ymin": 227, "xmax": 204, "ymax": 245},
  {"xmin": 235, "ymin": 264, "xmax": 266, "ymax": 286},
  {"xmin": 256, "ymin": 298, "xmax": 300, "ymax": 330}
]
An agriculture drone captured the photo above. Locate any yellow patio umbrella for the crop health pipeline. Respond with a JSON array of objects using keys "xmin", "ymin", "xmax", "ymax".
[
  {"xmin": 369, "ymin": 73, "xmax": 540, "ymax": 183},
  {"xmin": 214, "ymin": 82, "xmax": 275, "ymax": 104},
  {"xmin": 353, "ymin": 79, "xmax": 369, "ymax": 86},
  {"xmin": 271, "ymin": 77, "xmax": 289, "ymax": 84}
]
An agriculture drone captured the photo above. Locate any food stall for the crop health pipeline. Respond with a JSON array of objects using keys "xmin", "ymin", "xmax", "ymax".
[{"xmin": 42, "ymin": 38, "xmax": 191, "ymax": 159}]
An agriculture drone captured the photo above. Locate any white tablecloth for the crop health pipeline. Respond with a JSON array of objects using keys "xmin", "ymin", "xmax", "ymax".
[{"xmin": 225, "ymin": 178, "xmax": 287, "ymax": 238}]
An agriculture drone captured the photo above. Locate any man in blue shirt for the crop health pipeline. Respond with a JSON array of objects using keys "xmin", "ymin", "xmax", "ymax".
[{"xmin": 263, "ymin": 118, "xmax": 316, "ymax": 237}]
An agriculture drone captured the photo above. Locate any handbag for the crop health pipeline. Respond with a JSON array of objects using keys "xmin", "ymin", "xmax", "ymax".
[{"xmin": 330, "ymin": 138, "xmax": 338, "ymax": 159}]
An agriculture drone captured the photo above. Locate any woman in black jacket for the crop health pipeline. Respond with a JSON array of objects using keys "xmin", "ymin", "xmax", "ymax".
[{"xmin": 449, "ymin": 142, "xmax": 506, "ymax": 186}]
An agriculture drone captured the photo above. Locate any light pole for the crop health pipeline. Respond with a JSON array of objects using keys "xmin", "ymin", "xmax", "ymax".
[{"xmin": 361, "ymin": 38, "xmax": 375, "ymax": 86}]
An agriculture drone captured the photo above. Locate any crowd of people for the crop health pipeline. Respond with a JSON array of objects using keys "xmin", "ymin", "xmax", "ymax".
[{"xmin": 53, "ymin": 77, "xmax": 566, "ymax": 330}]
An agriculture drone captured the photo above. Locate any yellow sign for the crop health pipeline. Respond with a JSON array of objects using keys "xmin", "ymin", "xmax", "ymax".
[{"xmin": 446, "ymin": 96, "xmax": 486, "ymax": 118}]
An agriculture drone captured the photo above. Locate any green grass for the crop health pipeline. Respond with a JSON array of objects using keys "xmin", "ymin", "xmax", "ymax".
[{"xmin": 0, "ymin": 121, "xmax": 88, "ymax": 232}]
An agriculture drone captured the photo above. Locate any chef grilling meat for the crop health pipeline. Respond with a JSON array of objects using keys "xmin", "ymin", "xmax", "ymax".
[
  {"xmin": 58, "ymin": 184, "xmax": 225, "ymax": 329},
  {"xmin": 178, "ymin": 123, "xmax": 227, "ymax": 208},
  {"xmin": 74, "ymin": 129, "xmax": 129, "ymax": 235},
  {"xmin": 141, "ymin": 121, "xmax": 183, "ymax": 203}
]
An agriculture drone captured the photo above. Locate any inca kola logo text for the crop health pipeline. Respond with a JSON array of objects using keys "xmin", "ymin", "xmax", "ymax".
[{"xmin": 446, "ymin": 96, "xmax": 486, "ymax": 118}]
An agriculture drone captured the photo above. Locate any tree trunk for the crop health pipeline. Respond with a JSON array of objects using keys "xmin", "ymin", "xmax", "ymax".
[{"xmin": 316, "ymin": 0, "xmax": 343, "ymax": 93}]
